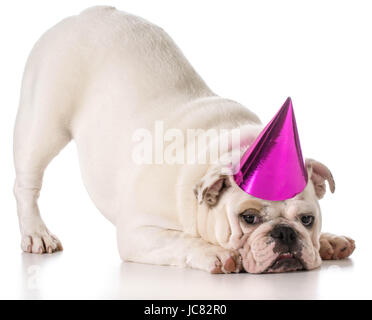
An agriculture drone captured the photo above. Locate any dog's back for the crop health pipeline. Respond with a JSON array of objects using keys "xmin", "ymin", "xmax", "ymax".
[{"xmin": 17, "ymin": 6, "xmax": 210, "ymax": 134}]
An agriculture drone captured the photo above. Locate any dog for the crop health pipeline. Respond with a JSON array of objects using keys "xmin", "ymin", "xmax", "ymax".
[{"xmin": 13, "ymin": 6, "xmax": 355, "ymax": 273}]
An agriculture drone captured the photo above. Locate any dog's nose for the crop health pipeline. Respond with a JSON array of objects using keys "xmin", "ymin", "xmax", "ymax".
[{"xmin": 271, "ymin": 225, "xmax": 297, "ymax": 246}]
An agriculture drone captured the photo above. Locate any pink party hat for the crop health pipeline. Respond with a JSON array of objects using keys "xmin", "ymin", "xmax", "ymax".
[{"xmin": 234, "ymin": 97, "xmax": 308, "ymax": 201}]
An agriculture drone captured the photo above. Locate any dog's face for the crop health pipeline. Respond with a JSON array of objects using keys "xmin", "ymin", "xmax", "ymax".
[{"xmin": 194, "ymin": 159, "xmax": 335, "ymax": 273}]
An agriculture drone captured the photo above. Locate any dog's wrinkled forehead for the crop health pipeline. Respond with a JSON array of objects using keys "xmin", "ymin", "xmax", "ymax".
[
  {"xmin": 229, "ymin": 179, "xmax": 320, "ymax": 219},
  {"xmin": 194, "ymin": 163, "xmax": 322, "ymax": 221}
]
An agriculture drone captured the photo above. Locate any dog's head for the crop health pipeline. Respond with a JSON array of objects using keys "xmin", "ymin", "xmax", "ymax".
[{"xmin": 193, "ymin": 158, "xmax": 335, "ymax": 273}]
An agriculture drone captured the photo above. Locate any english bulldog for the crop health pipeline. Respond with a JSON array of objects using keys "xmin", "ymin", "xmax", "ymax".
[{"xmin": 13, "ymin": 6, "xmax": 355, "ymax": 273}]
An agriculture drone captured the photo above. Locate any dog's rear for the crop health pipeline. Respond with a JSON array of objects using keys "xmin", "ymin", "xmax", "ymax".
[
  {"xmin": 13, "ymin": 5, "xmax": 211, "ymax": 253},
  {"xmin": 14, "ymin": 6, "xmax": 141, "ymax": 252}
]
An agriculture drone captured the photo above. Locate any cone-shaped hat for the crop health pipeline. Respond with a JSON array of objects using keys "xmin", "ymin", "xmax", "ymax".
[{"xmin": 234, "ymin": 97, "xmax": 308, "ymax": 201}]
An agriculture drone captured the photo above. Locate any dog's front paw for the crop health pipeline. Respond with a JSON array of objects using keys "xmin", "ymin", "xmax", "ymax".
[
  {"xmin": 207, "ymin": 248, "xmax": 242, "ymax": 274},
  {"xmin": 319, "ymin": 233, "xmax": 355, "ymax": 260},
  {"xmin": 210, "ymin": 250, "xmax": 242, "ymax": 274},
  {"xmin": 21, "ymin": 228, "xmax": 63, "ymax": 254},
  {"xmin": 187, "ymin": 246, "xmax": 242, "ymax": 274}
]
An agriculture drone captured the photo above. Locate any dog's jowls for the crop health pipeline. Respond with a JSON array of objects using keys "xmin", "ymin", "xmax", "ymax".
[{"xmin": 13, "ymin": 6, "xmax": 355, "ymax": 273}]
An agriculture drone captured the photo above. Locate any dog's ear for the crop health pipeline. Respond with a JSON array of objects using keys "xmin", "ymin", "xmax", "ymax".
[
  {"xmin": 305, "ymin": 158, "xmax": 335, "ymax": 199},
  {"xmin": 193, "ymin": 171, "xmax": 231, "ymax": 206}
]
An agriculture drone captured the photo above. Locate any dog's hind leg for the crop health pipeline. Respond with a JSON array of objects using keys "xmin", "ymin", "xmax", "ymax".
[{"xmin": 13, "ymin": 71, "xmax": 72, "ymax": 254}]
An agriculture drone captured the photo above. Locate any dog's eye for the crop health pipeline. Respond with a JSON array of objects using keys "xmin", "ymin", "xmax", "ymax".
[
  {"xmin": 243, "ymin": 215, "xmax": 258, "ymax": 224},
  {"xmin": 300, "ymin": 215, "xmax": 314, "ymax": 227},
  {"xmin": 241, "ymin": 209, "xmax": 261, "ymax": 225}
]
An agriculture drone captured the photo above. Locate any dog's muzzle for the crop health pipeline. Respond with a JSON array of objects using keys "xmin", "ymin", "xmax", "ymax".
[{"xmin": 265, "ymin": 225, "xmax": 305, "ymax": 273}]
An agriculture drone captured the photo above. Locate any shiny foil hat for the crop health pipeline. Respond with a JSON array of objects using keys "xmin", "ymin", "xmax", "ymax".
[{"xmin": 234, "ymin": 97, "xmax": 308, "ymax": 201}]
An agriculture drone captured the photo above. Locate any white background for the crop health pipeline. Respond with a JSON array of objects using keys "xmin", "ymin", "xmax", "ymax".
[{"xmin": 0, "ymin": 0, "xmax": 371, "ymax": 299}]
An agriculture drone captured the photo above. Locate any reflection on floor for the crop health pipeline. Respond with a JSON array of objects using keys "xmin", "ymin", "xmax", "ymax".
[{"xmin": 4, "ymin": 248, "xmax": 365, "ymax": 299}]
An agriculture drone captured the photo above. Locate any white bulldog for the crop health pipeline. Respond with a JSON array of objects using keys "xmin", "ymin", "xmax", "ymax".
[{"xmin": 13, "ymin": 6, "xmax": 355, "ymax": 273}]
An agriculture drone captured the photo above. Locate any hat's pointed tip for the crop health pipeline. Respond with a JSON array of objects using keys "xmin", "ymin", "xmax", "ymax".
[{"xmin": 284, "ymin": 96, "xmax": 293, "ymax": 108}]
